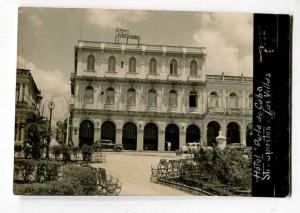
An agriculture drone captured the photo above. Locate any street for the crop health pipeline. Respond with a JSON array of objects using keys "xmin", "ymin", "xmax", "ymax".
[{"xmin": 93, "ymin": 152, "xmax": 191, "ymax": 196}]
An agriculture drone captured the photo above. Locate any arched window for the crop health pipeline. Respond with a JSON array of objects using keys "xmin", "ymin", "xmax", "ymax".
[
  {"xmin": 127, "ymin": 88, "xmax": 136, "ymax": 106},
  {"xmin": 16, "ymin": 83, "xmax": 20, "ymax": 102},
  {"xmin": 148, "ymin": 89, "xmax": 157, "ymax": 107},
  {"xmin": 106, "ymin": 87, "xmax": 115, "ymax": 105},
  {"xmin": 189, "ymin": 90, "xmax": 197, "ymax": 108},
  {"xmin": 248, "ymin": 94, "xmax": 253, "ymax": 109},
  {"xmin": 190, "ymin": 60, "xmax": 198, "ymax": 76},
  {"xmin": 170, "ymin": 59, "xmax": 177, "ymax": 75},
  {"xmin": 108, "ymin": 56, "xmax": 116, "ymax": 72},
  {"xmin": 84, "ymin": 86, "xmax": 94, "ymax": 104},
  {"xmin": 210, "ymin": 91, "xmax": 218, "ymax": 108},
  {"xmin": 87, "ymin": 55, "xmax": 95, "ymax": 71},
  {"xmin": 149, "ymin": 58, "xmax": 157, "ymax": 74},
  {"xmin": 129, "ymin": 57, "xmax": 136, "ymax": 73},
  {"xmin": 169, "ymin": 89, "xmax": 178, "ymax": 108},
  {"xmin": 229, "ymin": 92, "xmax": 238, "ymax": 109}
]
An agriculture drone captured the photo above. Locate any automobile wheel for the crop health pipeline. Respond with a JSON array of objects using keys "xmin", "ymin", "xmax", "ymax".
[{"xmin": 115, "ymin": 147, "xmax": 122, "ymax": 152}]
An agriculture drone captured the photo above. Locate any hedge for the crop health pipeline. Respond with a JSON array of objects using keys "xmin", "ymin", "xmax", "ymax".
[{"xmin": 14, "ymin": 165, "xmax": 98, "ymax": 195}]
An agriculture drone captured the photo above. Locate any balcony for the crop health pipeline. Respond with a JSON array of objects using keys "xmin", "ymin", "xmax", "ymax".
[
  {"xmin": 188, "ymin": 75, "xmax": 204, "ymax": 83},
  {"xmin": 104, "ymin": 103, "xmax": 115, "ymax": 110},
  {"xmin": 208, "ymin": 107, "xmax": 225, "ymax": 115},
  {"xmin": 125, "ymin": 72, "xmax": 139, "ymax": 79},
  {"xmin": 146, "ymin": 73, "xmax": 160, "ymax": 80},
  {"xmin": 104, "ymin": 71, "xmax": 118, "ymax": 79},
  {"xmin": 82, "ymin": 70, "xmax": 97, "ymax": 77},
  {"xmin": 168, "ymin": 106, "xmax": 179, "ymax": 113},
  {"xmin": 126, "ymin": 105, "xmax": 136, "ymax": 111},
  {"xmin": 147, "ymin": 105, "xmax": 157, "ymax": 112},
  {"xmin": 247, "ymin": 109, "xmax": 253, "ymax": 115},
  {"xmin": 188, "ymin": 107, "xmax": 198, "ymax": 114},
  {"xmin": 167, "ymin": 74, "xmax": 181, "ymax": 82},
  {"xmin": 228, "ymin": 108, "xmax": 243, "ymax": 115}
]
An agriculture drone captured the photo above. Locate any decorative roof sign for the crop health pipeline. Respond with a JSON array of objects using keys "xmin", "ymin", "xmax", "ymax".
[{"xmin": 115, "ymin": 29, "xmax": 140, "ymax": 45}]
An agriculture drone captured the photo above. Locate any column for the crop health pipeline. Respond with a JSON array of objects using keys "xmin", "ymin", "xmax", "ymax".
[
  {"xmin": 116, "ymin": 129, "xmax": 122, "ymax": 145},
  {"xmin": 94, "ymin": 128, "xmax": 101, "ymax": 141},
  {"xmin": 136, "ymin": 129, "xmax": 143, "ymax": 151},
  {"xmin": 241, "ymin": 121, "xmax": 246, "ymax": 146},
  {"xmin": 202, "ymin": 122, "xmax": 207, "ymax": 146},
  {"xmin": 158, "ymin": 130, "xmax": 165, "ymax": 152},
  {"xmin": 179, "ymin": 130, "xmax": 186, "ymax": 149},
  {"xmin": 72, "ymin": 127, "xmax": 79, "ymax": 147}
]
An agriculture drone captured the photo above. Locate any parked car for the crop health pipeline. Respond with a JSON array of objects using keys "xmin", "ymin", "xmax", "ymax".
[
  {"xmin": 180, "ymin": 142, "xmax": 201, "ymax": 153},
  {"xmin": 93, "ymin": 139, "xmax": 123, "ymax": 152}
]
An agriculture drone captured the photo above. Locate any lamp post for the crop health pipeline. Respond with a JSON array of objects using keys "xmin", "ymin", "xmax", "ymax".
[{"xmin": 46, "ymin": 101, "xmax": 55, "ymax": 159}]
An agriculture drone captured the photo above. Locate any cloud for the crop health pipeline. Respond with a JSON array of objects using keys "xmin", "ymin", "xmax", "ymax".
[
  {"xmin": 86, "ymin": 9, "xmax": 148, "ymax": 29},
  {"xmin": 17, "ymin": 56, "xmax": 70, "ymax": 121},
  {"xmin": 193, "ymin": 13, "xmax": 253, "ymax": 77}
]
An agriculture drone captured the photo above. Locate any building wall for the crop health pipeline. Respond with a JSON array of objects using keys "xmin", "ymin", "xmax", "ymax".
[{"xmin": 70, "ymin": 41, "xmax": 253, "ymax": 151}]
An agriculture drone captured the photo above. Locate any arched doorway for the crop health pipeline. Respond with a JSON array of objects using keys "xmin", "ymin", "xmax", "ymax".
[
  {"xmin": 122, "ymin": 122, "xmax": 137, "ymax": 150},
  {"xmin": 207, "ymin": 121, "xmax": 221, "ymax": 147},
  {"xmin": 143, "ymin": 123, "xmax": 158, "ymax": 151},
  {"xmin": 165, "ymin": 124, "xmax": 179, "ymax": 151},
  {"xmin": 226, "ymin": 122, "xmax": 240, "ymax": 144},
  {"xmin": 186, "ymin": 125, "xmax": 201, "ymax": 143},
  {"xmin": 246, "ymin": 123, "xmax": 253, "ymax": 147},
  {"xmin": 79, "ymin": 120, "xmax": 94, "ymax": 147},
  {"xmin": 101, "ymin": 121, "xmax": 116, "ymax": 143}
]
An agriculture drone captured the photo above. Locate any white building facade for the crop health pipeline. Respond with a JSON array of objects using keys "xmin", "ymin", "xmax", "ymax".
[{"xmin": 70, "ymin": 40, "xmax": 253, "ymax": 151}]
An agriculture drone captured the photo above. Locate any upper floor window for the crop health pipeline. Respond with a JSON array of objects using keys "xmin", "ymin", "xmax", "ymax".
[
  {"xmin": 106, "ymin": 87, "xmax": 115, "ymax": 105},
  {"xmin": 149, "ymin": 58, "xmax": 157, "ymax": 74},
  {"xmin": 248, "ymin": 94, "xmax": 253, "ymax": 109},
  {"xmin": 129, "ymin": 57, "xmax": 136, "ymax": 73},
  {"xmin": 170, "ymin": 59, "xmax": 178, "ymax": 75},
  {"xmin": 189, "ymin": 90, "xmax": 198, "ymax": 108},
  {"xmin": 127, "ymin": 88, "xmax": 136, "ymax": 106},
  {"xmin": 169, "ymin": 89, "xmax": 178, "ymax": 108},
  {"xmin": 108, "ymin": 56, "xmax": 116, "ymax": 72},
  {"xmin": 87, "ymin": 55, "xmax": 95, "ymax": 71},
  {"xmin": 190, "ymin": 60, "xmax": 198, "ymax": 76},
  {"xmin": 229, "ymin": 92, "xmax": 238, "ymax": 109},
  {"xmin": 148, "ymin": 89, "xmax": 157, "ymax": 107},
  {"xmin": 210, "ymin": 91, "xmax": 218, "ymax": 108},
  {"xmin": 84, "ymin": 86, "xmax": 94, "ymax": 104}
]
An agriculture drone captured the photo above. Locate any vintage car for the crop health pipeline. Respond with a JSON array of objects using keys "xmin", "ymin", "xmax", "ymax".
[{"xmin": 93, "ymin": 139, "xmax": 123, "ymax": 152}]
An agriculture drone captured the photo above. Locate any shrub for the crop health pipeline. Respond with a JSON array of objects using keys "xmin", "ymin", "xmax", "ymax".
[
  {"xmin": 14, "ymin": 165, "xmax": 98, "ymax": 195},
  {"xmin": 14, "ymin": 159, "xmax": 63, "ymax": 183},
  {"xmin": 52, "ymin": 144, "xmax": 71, "ymax": 162},
  {"xmin": 192, "ymin": 147, "xmax": 251, "ymax": 189},
  {"xmin": 81, "ymin": 145, "xmax": 94, "ymax": 162}
]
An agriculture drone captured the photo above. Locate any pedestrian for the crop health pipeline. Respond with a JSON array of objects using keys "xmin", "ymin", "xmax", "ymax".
[{"xmin": 166, "ymin": 141, "xmax": 172, "ymax": 151}]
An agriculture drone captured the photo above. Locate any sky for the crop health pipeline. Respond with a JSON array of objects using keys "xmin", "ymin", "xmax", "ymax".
[{"xmin": 16, "ymin": 8, "xmax": 253, "ymax": 122}]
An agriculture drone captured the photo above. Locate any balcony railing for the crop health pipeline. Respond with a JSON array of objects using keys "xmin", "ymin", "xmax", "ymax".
[
  {"xmin": 208, "ymin": 107, "xmax": 225, "ymax": 114},
  {"xmin": 228, "ymin": 108, "xmax": 243, "ymax": 115},
  {"xmin": 104, "ymin": 71, "xmax": 118, "ymax": 78},
  {"xmin": 188, "ymin": 75, "xmax": 203, "ymax": 82},
  {"xmin": 167, "ymin": 74, "xmax": 181, "ymax": 82},
  {"xmin": 168, "ymin": 106, "xmax": 178, "ymax": 113},
  {"xmin": 104, "ymin": 103, "xmax": 115, "ymax": 110},
  {"xmin": 126, "ymin": 105, "xmax": 136, "ymax": 111},
  {"xmin": 147, "ymin": 105, "xmax": 157, "ymax": 112},
  {"xmin": 247, "ymin": 109, "xmax": 253, "ymax": 115},
  {"xmin": 146, "ymin": 73, "xmax": 160, "ymax": 80},
  {"xmin": 188, "ymin": 107, "xmax": 198, "ymax": 113},
  {"xmin": 125, "ymin": 72, "xmax": 139, "ymax": 79}
]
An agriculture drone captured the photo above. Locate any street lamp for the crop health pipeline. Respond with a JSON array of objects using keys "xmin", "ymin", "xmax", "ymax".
[{"xmin": 46, "ymin": 101, "xmax": 55, "ymax": 159}]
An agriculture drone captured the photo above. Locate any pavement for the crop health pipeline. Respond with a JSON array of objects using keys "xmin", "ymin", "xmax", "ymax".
[{"xmin": 93, "ymin": 151, "xmax": 192, "ymax": 196}]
